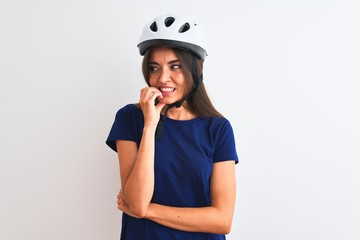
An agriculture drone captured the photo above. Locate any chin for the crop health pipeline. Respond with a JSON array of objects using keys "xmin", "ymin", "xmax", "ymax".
[{"xmin": 159, "ymin": 98, "xmax": 177, "ymax": 105}]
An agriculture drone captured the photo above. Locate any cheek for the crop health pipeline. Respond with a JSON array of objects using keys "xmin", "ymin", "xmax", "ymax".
[
  {"xmin": 177, "ymin": 76, "xmax": 187, "ymax": 90},
  {"xmin": 148, "ymin": 76, "xmax": 156, "ymax": 87}
]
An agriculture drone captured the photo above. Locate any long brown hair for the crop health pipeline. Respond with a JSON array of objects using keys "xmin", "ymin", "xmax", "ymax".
[{"xmin": 142, "ymin": 47, "xmax": 223, "ymax": 118}]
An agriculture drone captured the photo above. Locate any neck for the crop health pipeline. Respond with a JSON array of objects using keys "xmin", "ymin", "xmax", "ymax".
[{"xmin": 162, "ymin": 104, "xmax": 196, "ymax": 120}]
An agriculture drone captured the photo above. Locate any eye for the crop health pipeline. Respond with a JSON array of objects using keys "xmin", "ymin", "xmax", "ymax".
[
  {"xmin": 171, "ymin": 64, "xmax": 181, "ymax": 70},
  {"xmin": 149, "ymin": 65, "xmax": 159, "ymax": 72}
]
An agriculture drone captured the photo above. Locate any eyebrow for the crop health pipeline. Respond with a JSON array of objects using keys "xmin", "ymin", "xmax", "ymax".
[{"xmin": 148, "ymin": 60, "xmax": 180, "ymax": 65}]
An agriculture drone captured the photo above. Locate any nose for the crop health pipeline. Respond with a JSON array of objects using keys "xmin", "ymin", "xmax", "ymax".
[{"xmin": 158, "ymin": 67, "xmax": 170, "ymax": 83}]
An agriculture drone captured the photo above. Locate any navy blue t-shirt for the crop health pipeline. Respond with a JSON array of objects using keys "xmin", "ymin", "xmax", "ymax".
[{"xmin": 106, "ymin": 104, "xmax": 238, "ymax": 240}]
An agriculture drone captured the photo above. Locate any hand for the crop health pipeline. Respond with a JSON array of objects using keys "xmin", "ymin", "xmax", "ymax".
[
  {"xmin": 139, "ymin": 87, "xmax": 166, "ymax": 128},
  {"xmin": 117, "ymin": 189, "xmax": 141, "ymax": 218}
]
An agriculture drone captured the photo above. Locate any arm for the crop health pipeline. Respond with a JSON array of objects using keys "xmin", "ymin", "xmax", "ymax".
[
  {"xmin": 116, "ymin": 87, "xmax": 165, "ymax": 218},
  {"xmin": 116, "ymin": 129, "xmax": 155, "ymax": 218},
  {"xmin": 144, "ymin": 160, "xmax": 236, "ymax": 234}
]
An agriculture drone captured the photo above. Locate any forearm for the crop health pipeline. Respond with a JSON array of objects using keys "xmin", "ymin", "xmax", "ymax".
[
  {"xmin": 145, "ymin": 203, "xmax": 233, "ymax": 234},
  {"xmin": 123, "ymin": 126, "xmax": 156, "ymax": 216}
]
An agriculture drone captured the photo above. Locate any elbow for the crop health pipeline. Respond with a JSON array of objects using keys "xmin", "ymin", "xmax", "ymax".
[
  {"xmin": 223, "ymin": 221, "xmax": 232, "ymax": 235},
  {"xmin": 121, "ymin": 190, "xmax": 150, "ymax": 218},
  {"xmin": 213, "ymin": 215, "xmax": 233, "ymax": 235},
  {"xmin": 128, "ymin": 203, "xmax": 148, "ymax": 218},
  {"xmin": 218, "ymin": 219, "xmax": 232, "ymax": 235}
]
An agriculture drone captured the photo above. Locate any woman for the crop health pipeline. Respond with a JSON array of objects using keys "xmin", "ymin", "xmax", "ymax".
[{"xmin": 106, "ymin": 13, "xmax": 238, "ymax": 239}]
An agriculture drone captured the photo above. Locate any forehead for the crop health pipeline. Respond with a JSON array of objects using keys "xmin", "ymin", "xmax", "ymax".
[{"xmin": 149, "ymin": 47, "xmax": 178, "ymax": 61}]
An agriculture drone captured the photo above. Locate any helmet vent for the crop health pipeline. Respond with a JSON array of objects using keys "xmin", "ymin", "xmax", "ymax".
[
  {"xmin": 179, "ymin": 23, "xmax": 190, "ymax": 33},
  {"xmin": 150, "ymin": 22, "xmax": 158, "ymax": 32},
  {"xmin": 164, "ymin": 17, "xmax": 175, "ymax": 27}
]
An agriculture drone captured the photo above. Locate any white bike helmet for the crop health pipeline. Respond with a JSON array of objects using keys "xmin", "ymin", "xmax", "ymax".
[{"xmin": 137, "ymin": 13, "xmax": 208, "ymax": 60}]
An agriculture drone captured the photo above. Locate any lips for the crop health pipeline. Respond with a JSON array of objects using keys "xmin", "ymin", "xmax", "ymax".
[{"xmin": 159, "ymin": 87, "xmax": 175, "ymax": 93}]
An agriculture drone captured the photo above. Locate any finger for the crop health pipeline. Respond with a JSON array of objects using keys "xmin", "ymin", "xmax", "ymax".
[
  {"xmin": 149, "ymin": 91, "xmax": 163, "ymax": 102},
  {"xmin": 140, "ymin": 88, "xmax": 148, "ymax": 101},
  {"xmin": 140, "ymin": 87, "xmax": 156, "ymax": 102},
  {"xmin": 141, "ymin": 87, "xmax": 159, "ymax": 95}
]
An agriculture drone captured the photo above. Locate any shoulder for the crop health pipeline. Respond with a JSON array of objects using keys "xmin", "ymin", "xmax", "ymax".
[
  {"xmin": 206, "ymin": 117, "xmax": 236, "ymax": 142},
  {"xmin": 208, "ymin": 117, "xmax": 239, "ymax": 163},
  {"xmin": 115, "ymin": 103, "xmax": 142, "ymax": 119},
  {"xmin": 194, "ymin": 117, "xmax": 235, "ymax": 140},
  {"xmin": 117, "ymin": 103, "xmax": 141, "ymax": 114},
  {"xmin": 113, "ymin": 103, "xmax": 144, "ymax": 129},
  {"xmin": 107, "ymin": 103, "xmax": 144, "ymax": 149},
  {"xmin": 207, "ymin": 117, "xmax": 233, "ymax": 130}
]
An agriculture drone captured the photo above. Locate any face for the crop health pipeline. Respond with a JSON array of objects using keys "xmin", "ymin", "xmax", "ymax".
[{"xmin": 148, "ymin": 47, "xmax": 187, "ymax": 105}]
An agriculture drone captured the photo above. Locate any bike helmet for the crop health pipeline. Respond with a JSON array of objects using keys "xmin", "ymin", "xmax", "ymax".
[{"xmin": 137, "ymin": 13, "xmax": 208, "ymax": 60}]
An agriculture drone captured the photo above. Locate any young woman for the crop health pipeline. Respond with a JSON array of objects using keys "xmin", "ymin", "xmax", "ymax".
[{"xmin": 106, "ymin": 13, "xmax": 238, "ymax": 240}]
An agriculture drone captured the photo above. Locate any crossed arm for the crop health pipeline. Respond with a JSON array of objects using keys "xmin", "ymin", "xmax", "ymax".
[{"xmin": 116, "ymin": 136, "xmax": 237, "ymax": 234}]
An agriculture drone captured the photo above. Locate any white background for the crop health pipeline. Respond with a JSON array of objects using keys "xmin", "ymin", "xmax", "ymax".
[{"xmin": 1, "ymin": 0, "xmax": 359, "ymax": 239}]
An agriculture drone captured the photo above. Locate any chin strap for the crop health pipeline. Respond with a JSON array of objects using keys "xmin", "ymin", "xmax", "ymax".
[{"xmin": 155, "ymin": 54, "xmax": 203, "ymax": 140}]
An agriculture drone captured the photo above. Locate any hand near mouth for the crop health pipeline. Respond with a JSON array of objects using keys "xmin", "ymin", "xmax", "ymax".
[{"xmin": 140, "ymin": 87, "xmax": 166, "ymax": 128}]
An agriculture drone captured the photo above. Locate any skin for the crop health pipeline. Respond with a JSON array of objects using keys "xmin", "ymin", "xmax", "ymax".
[{"xmin": 116, "ymin": 47, "xmax": 236, "ymax": 234}]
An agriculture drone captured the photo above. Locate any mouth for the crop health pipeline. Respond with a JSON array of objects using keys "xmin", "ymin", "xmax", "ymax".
[{"xmin": 159, "ymin": 87, "xmax": 175, "ymax": 93}]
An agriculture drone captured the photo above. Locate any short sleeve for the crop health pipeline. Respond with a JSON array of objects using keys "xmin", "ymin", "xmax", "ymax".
[
  {"xmin": 213, "ymin": 120, "xmax": 239, "ymax": 164},
  {"xmin": 105, "ymin": 104, "xmax": 143, "ymax": 152}
]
